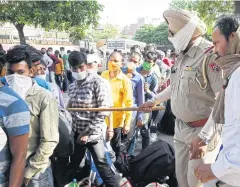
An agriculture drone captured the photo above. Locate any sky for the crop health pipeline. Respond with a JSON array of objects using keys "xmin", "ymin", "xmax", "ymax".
[{"xmin": 98, "ymin": 0, "xmax": 172, "ymax": 27}]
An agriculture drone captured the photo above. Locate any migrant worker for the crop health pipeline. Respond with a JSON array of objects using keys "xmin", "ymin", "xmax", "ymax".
[
  {"xmin": 121, "ymin": 60, "xmax": 145, "ymax": 155},
  {"xmin": 0, "ymin": 79, "xmax": 30, "ymax": 187},
  {"xmin": 195, "ymin": 15, "xmax": 240, "ymax": 187},
  {"xmin": 101, "ymin": 52, "xmax": 133, "ymax": 160},
  {"xmin": 140, "ymin": 9, "xmax": 223, "ymax": 187},
  {"xmin": 32, "ymin": 59, "xmax": 65, "ymax": 108},
  {"xmin": 137, "ymin": 51, "xmax": 158, "ymax": 149},
  {"xmin": 86, "ymin": 53, "xmax": 114, "ymax": 142},
  {"xmin": 67, "ymin": 51, "xmax": 118, "ymax": 187},
  {"xmin": 5, "ymin": 45, "xmax": 59, "ymax": 187}
]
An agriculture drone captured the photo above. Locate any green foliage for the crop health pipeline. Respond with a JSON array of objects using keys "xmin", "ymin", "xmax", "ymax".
[
  {"xmin": 169, "ymin": 0, "xmax": 196, "ymax": 10},
  {"xmin": 169, "ymin": 0, "xmax": 234, "ymax": 36},
  {"xmin": 91, "ymin": 24, "xmax": 120, "ymax": 42},
  {"xmin": 151, "ymin": 23, "xmax": 172, "ymax": 46},
  {"xmin": 134, "ymin": 25, "xmax": 155, "ymax": 44},
  {"xmin": 0, "ymin": 0, "xmax": 103, "ymax": 43},
  {"xmin": 134, "ymin": 23, "xmax": 171, "ymax": 46}
]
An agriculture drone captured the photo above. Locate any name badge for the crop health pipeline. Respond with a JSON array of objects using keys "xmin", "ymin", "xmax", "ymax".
[{"xmin": 184, "ymin": 66, "xmax": 195, "ymax": 71}]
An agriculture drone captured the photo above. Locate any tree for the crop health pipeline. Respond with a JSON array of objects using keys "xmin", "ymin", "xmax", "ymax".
[
  {"xmin": 134, "ymin": 23, "xmax": 171, "ymax": 46},
  {"xmin": 169, "ymin": 0, "xmax": 196, "ymax": 10},
  {"xmin": 134, "ymin": 25, "xmax": 156, "ymax": 44},
  {"xmin": 0, "ymin": 1, "xmax": 103, "ymax": 44},
  {"xmin": 151, "ymin": 23, "xmax": 172, "ymax": 46},
  {"xmin": 91, "ymin": 24, "xmax": 120, "ymax": 42},
  {"xmin": 170, "ymin": 0, "xmax": 234, "ymax": 36}
]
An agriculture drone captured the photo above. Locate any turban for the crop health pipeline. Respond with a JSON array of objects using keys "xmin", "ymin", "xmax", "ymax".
[{"xmin": 163, "ymin": 9, "xmax": 207, "ymax": 38}]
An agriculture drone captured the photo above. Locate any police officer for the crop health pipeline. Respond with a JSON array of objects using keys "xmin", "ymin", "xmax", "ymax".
[{"xmin": 140, "ymin": 9, "xmax": 223, "ymax": 187}]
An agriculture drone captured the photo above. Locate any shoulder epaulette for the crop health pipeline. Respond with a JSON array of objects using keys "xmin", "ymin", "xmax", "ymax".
[{"xmin": 204, "ymin": 46, "xmax": 214, "ymax": 55}]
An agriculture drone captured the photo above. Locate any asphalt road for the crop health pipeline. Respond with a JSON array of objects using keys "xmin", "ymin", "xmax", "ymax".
[{"xmin": 63, "ymin": 93, "xmax": 174, "ymax": 153}]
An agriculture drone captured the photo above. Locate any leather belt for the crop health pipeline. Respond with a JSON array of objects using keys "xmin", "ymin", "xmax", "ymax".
[{"xmin": 188, "ymin": 118, "xmax": 208, "ymax": 127}]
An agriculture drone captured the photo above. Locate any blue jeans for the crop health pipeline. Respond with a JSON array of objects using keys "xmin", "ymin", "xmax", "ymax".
[{"xmin": 27, "ymin": 166, "xmax": 54, "ymax": 187}]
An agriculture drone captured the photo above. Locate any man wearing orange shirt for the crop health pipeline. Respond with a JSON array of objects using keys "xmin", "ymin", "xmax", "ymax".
[{"xmin": 54, "ymin": 50, "xmax": 64, "ymax": 90}]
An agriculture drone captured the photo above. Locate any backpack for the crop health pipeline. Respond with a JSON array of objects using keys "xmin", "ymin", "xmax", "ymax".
[
  {"xmin": 114, "ymin": 152, "xmax": 132, "ymax": 178},
  {"xmin": 128, "ymin": 139, "xmax": 175, "ymax": 185},
  {"xmin": 54, "ymin": 108, "xmax": 74, "ymax": 158},
  {"xmin": 158, "ymin": 100, "xmax": 176, "ymax": 135}
]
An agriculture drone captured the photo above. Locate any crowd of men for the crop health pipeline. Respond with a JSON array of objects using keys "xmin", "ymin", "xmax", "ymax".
[{"xmin": 0, "ymin": 7, "xmax": 240, "ymax": 187}]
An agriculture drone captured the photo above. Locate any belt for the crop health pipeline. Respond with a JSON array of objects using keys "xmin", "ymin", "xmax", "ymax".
[{"xmin": 188, "ymin": 118, "xmax": 208, "ymax": 127}]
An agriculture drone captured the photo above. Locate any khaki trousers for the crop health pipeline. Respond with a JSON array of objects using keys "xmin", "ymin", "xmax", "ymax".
[{"xmin": 174, "ymin": 119, "xmax": 221, "ymax": 187}]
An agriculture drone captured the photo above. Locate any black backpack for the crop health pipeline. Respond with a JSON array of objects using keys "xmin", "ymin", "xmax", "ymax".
[
  {"xmin": 158, "ymin": 100, "xmax": 176, "ymax": 135},
  {"xmin": 128, "ymin": 139, "xmax": 176, "ymax": 185}
]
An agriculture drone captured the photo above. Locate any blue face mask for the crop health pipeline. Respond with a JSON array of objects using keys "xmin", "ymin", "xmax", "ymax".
[{"xmin": 121, "ymin": 66, "xmax": 128, "ymax": 74}]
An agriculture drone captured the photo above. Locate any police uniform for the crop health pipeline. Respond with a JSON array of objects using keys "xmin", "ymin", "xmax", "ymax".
[{"xmin": 164, "ymin": 9, "xmax": 223, "ymax": 187}]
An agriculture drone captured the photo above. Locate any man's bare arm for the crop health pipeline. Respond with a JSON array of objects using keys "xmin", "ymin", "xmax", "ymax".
[{"xmin": 9, "ymin": 133, "xmax": 29, "ymax": 187}]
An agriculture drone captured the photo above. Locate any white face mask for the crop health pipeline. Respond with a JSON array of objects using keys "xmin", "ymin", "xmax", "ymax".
[
  {"xmin": 35, "ymin": 74, "xmax": 46, "ymax": 81},
  {"xmin": 168, "ymin": 18, "xmax": 197, "ymax": 52},
  {"xmin": 156, "ymin": 59, "xmax": 162, "ymax": 66},
  {"xmin": 5, "ymin": 74, "xmax": 32, "ymax": 100},
  {"xmin": 72, "ymin": 71, "xmax": 87, "ymax": 80},
  {"xmin": 0, "ymin": 127, "xmax": 7, "ymax": 151},
  {"xmin": 87, "ymin": 69, "xmax": 98, "ymax": 75}
]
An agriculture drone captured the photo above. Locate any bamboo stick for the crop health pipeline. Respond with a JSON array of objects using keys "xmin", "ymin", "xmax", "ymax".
[{"xmin": 67, "ymin": 106, "xmax": 165, "ymax": 112}]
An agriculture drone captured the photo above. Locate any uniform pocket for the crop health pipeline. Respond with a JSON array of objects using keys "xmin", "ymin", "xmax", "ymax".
[{"xmin": 181, "ymin": 70, "xmax": 196, "ymax": 93}]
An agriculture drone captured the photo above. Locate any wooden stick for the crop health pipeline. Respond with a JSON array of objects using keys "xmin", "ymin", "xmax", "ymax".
[{"xmin": 67, "ymin": 106, "xmax": 165, "ymax": 112}]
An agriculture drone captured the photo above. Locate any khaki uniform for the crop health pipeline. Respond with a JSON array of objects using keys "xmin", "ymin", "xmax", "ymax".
[{"xmin": 170, "ymin": 37, "xmax": 223, "ymax": 187}]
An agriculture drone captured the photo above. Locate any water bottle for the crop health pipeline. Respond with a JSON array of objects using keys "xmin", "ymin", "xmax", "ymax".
[
  {"xmin": 69, "ymin": 178, "xmax": 78, "ymax": 187},
  {"xmin": 150, "ymin": 121, "xmax": 158, "ymax": 144}
]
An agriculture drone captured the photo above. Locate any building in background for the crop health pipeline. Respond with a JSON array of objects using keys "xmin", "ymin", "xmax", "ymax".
[
  {"xmin": 0, "ymin": 23, "xmax": 79, "ymax": 51},
  {"xmin": 122, "ymin": 17, "xmax": 163, "ymax": 38}
]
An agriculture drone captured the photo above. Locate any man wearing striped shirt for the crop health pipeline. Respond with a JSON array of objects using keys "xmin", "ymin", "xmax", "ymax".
[{"xmin": 0, "ymin": 82, "xmax": 30, "ymax": 187}]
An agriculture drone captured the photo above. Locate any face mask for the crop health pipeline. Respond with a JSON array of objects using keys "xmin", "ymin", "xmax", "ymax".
[
  {"xmin": 35, "ymin": 74, "xmax": 46, "ymax": 81},
  {"xmin": 142, "ymin": 61, "xmax": 153, "ymax": 71},
  {"xmin": 121, "ymin": 66, "xmax": 128, "ymax": 74},
  {"xmin": 87, "ymin": 69, "xmax": 97, "ymax": 75},
  {"xmin": 0, "ymin": 127, "xmax": 7, "ymax": 151},
  {"xmin": 72, "ymin": 71, "xmax": 87, "ymax": 80},
  {"xmin": 41, "ymin": 52, "xmax": 45, "ymax": 55},
  {"xmin": 156, "ymin": 59, "xmax": 162, "ymax": 66},
  {"xmin": 5, "ymin": 74, "xmax": 32, "ymax": 100},
  {"xmin": 168, "ymin": 18, "xmax": 197, "ymax": 52}
]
